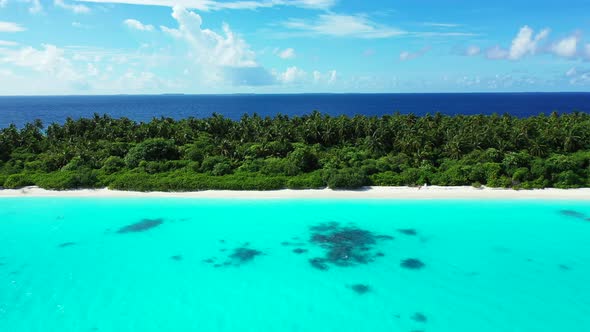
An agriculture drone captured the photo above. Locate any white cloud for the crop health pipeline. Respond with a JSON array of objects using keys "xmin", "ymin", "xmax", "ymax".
[
  {"xmin": 508, "ymin": 25, "xmax": 549, "ymax": 60},
  {"xmin": 0, "ymin": 44, "xmax": 83, "ymax": 82},
  {"xmin": 28, "ymin": 0, "xmax": 42, "ymax": 13},
  {"xmin": 124, "ymin": 19, "xmax": 154, "ymax": 31},
  {"xmin": 277, "ymin": 48, "xmax": 296, "ymax": 59},
  {"xmin": 585, "ymin": 44, "xmax": 590, "ymax": 60},
  {"xmin": 399, "ymin": 47, "xmax": 429, "ymax": 61},
  {"xmin": 0, "ymin": 0, "xmax": 42, "ymax": 13},
  {"xmin": 464, "ymin": 45, "xmax": 481, "ymax": 56},
  {"xmin": 566, "ymin": 67, "xmax": 577, "ymax": 77},
  {"xmin": 482, "ymin": 26, "xmax": 550, "ymax": 60},
  {"xmin": 0, "ymin": 40, "xmax": 18, "ymax": 46},
  {"xmin": 161, "ymin": 6, "xmax": 274, "ymax": 86},
  {"xmin": 55, "ymin": 0, "xmax": 90, "ymax": 13},
  {"xmin": 313, "ymin": 70, "xmax": 321, "ymax": 82},
  {"xmin": 550, "ymin": 35, "xmax": 578, "ymax": 58},
  {"xmin": 312, "ymin": 69, "xmax": 336, "ymax": 84},
  {"xmin": 276, "ymin": 67, "xmax": 336, "ymax": 85},
  {"xmin": 77, "ymin": 0, "xmax": 335, "ymax": 11},
  {"xmin": 327, "ymin": 70, "xmax": 336, "ymax": 83},
  {"xmin": 0, "ymin": 21, "xmax": 26, "ymax": 32},
  {"xmin": 282, "ymin": 13, "xmax": 405, "ymax": 39},
  {"xmin": 87, "ymin": 63, "xmax": 99, "ymax": 76},
  {"xmin": 276, "ymin": 66, "xmax": 306, "ymax": 83},
  {"xmin": 486, "ymin": 45, "xmax": 509, "ymax": 60},
  {"xmin": 162, "ymin": 6, "xmax": 257, "ymax": 68},
  {"xmin": 566, "ymin": 68, "xmax": 590, "ymax": 85}
]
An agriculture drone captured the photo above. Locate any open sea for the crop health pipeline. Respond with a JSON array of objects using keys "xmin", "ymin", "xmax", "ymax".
[
  {"xmin": 1, "ymin": 198, "xmax": 589, "ymax": 332},
  {"xmin": 1, "ymin": 93, "xmax": 590, "ymax": 128}
]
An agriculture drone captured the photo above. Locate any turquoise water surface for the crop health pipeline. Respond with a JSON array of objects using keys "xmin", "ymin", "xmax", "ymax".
[{"xmin": 1, "ymin": 198, "xmax": 589, "ymax": 332}]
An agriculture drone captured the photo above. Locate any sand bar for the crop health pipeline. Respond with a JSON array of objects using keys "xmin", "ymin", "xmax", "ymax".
[{"xmin": 0, "ymin": 186, "xmax": 589, "ymax": 200}]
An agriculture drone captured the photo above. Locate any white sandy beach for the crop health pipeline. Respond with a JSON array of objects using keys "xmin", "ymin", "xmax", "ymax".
[{"xmin": 0, "ymin": 186, "xmax": 589, "ymax": 200}]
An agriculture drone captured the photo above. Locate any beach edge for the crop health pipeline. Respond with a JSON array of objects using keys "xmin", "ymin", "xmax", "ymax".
[{"xmin": 1, "ymin": 186, "xmax": 590, "ymax": 200}]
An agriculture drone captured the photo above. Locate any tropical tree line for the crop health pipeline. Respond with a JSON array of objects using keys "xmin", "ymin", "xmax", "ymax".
[{"xmin": 1, "ymin": 111, "xmax": 589, "ymax": 191}]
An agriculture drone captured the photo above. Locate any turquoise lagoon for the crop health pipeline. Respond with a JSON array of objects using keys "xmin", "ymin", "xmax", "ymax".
[{"xmin": 1, "ymin": 198, "xmax": 589, "ymax": 332}]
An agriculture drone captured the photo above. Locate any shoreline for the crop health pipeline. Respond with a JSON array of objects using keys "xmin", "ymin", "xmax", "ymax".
[{"xmin": 1, "ymin": 186, "xmax": 590, "ymax": 200}]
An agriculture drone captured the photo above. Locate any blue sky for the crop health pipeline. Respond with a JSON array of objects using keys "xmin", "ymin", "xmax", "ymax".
[{"xmin": 0, "ymin": 0, "xmax": 589, "ymax": 95}]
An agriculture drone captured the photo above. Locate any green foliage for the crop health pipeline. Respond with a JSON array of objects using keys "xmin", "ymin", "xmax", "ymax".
[
  {"xmin": 325, "ymin": 168, "xmax": 368, "ymax": 189},
  {"xmin": 35, "ymin": 170, "xmax": 99, "ymax": 190},
  {"xmin": 2, "ymin": 112, "xmax": 590, "ymax": 191},
  {"xmin": 286, "ymin": 171, "xmax": 326, "ymax": 189},
  {"xmin": 200, "ymin": 156, "xmax": 233, "ymax": 174},
  {"xmin": 108, "ymin": 171, "xmax": 286, "ymax": 191},
  {"xmin": 102, "ymin": 156, "xmax": 126, "ymax": 174},
  {"xmin": 3, "ymin": 173, "xmax": 35, "ymax": 189},
  {"xmin": 125, "ymin": 138, "xmax": 179, "ymax": 168}
]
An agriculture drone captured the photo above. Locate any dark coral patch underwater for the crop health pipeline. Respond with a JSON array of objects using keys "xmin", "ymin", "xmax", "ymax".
[
  {"xmin": 559, "ymin": 210, "xmax": 587, "ymax": 219},
  {"xmin": 401, "ymin": 259, "xmax": 425, "ymax": 270},
  {"xmin": 203, "ymin": 246, "xmax": 264, "ymax": 268},
  {"xmin": 230, "ymin": 248, "xmax": 262, "ymax": 264},
  {"xmin": 117, "ymin": 218, "xmax": 163, "ymax": 234},
  {"xmin": 411, "ymin": 312, "xmax": 428, "ymax": 323},
  {"xmin": 309, "ymin": 258, "xmax": 329, "ymax": 270},
  {"xmin": 307, "ymin": 222, "xmax": 393, "ymax": 270},
  {"xmin": 397, "ymin": 229, "xmax": 418, "ymax": 236},
  {"xmin": 348, "ymin": 284, "xmax": 371, "ymax": 294}
]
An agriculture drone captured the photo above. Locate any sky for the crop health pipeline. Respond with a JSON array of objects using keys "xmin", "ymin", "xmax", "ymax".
[{"xmin": 0, "ymin": 0, "xmax": 590, "ymax": 95}]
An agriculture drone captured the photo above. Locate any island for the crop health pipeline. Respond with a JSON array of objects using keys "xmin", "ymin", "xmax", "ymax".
[{"xmin": 1, "ymin": 111, "xmax": 589, "ymax": 192}]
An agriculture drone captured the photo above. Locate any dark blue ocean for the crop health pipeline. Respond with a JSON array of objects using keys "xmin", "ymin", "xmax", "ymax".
[{"xmin": 1, "ymin": 93, "xmax": 589, "ymax": 128}]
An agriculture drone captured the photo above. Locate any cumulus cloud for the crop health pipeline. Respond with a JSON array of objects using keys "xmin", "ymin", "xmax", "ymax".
[
  {"xmin": 566, "ymin": 67, "xmax": 577, "ymax": 77},
  {"xmin": 0, "ymin": 21, "xmax": 26, "ymax": 32},
  {"xmin": 482, "ymin": 26, "xmax": 549, "ymax": 60},
  {"xmin": 566, "ymin": 67, "xmax": 590, "ymax": 85},
  {"xmin": 551, "ymin": 35, "xmax": 578, "ymax": 58},
  {"xmin": 276, "ymin": 66, "xmax": 306, "ymax": 83},
  {"xmin": 161, "ymin": 6, "xmax": 274, "ymax": 86},
  {"xmin": 0, "ymin": 40, "xmax": 18, "ymax": 46},
  {"xmin": 550, "ymin": 35, "xmax": 579, "ymax": 58},
  {"xmin": 277, "ymin": 48, "xmax": 296, "ymax": 59},
  {"xmin": 273, "ymin": 67, "xmax": 336, "ymax": 85},
  {"xmin": 475, "ymin": 26, "xmax": 590, "ymax": 61},
  {"xmin": 0, "ymin": 44, "xmax": 83, "ymax": 83},
  {"xmin": 508, "ymin": 25, "xmax": 549, "ymax": 60},
  {"xmin": 399, "ymin": 47, "xmax": 429, "ymax": 61},
  {"xmin": 27, "ymin": 0, "xmax": 42, "ymax": 13},
  {"xmin": 55, "ymin": 0, "xmax": 90, "ymax": 13},
  {"xmin": 464, "ymin": 45, "xmax": 480, "ymax": 56},
  {"xmin": 162, "ymin": 6, "xmax": 257, "ymax": 67},
  {"xmin": 484, "ymin": 45, "xmax": 508, "ymax": 60},
  {"xmin": 312, "ymin": 69, "xmax": 336, "ymax": 84},
  {"xmin": 77, "ymin": 0, "xmax": 335, "ymax": 11},
  {"xmin": 282, "ymin": 13, "xmax": 405, "ymax": 39},
  {"xmin": 124, "ymin": 19, "xmax": 154, "ymax": 31},
  {"xmin": 0, "ymin": 0, "xmax": 42, "ymax": 13}
]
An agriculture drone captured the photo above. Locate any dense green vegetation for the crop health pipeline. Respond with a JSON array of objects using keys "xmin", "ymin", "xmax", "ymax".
[{"xmin": 1, "ymin": 111, "xmax": 590, "ymax": 191}]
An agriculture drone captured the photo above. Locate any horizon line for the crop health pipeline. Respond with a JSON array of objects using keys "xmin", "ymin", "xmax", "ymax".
[{"xmin": 1, "ymin": 91, "xmax": 590, "ymax": 97}]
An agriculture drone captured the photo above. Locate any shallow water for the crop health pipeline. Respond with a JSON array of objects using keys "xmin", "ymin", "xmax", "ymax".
[{"xmin": 1, "ymin": 198, "xmax": 589, "ymax": 332}]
